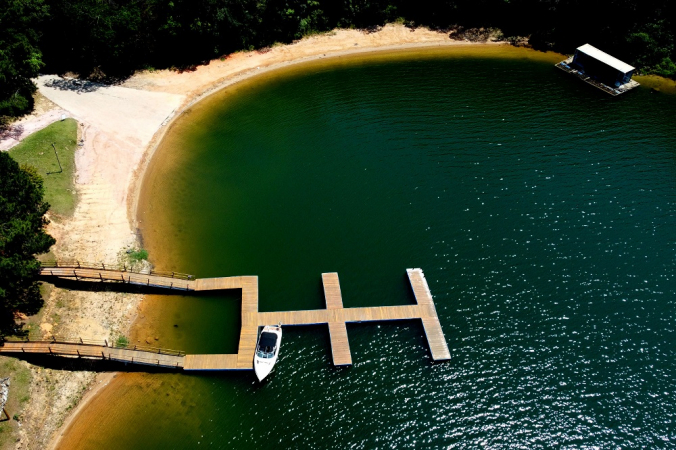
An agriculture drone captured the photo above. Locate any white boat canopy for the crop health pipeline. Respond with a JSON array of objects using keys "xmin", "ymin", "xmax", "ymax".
[{"xmin": 577, "ymin": 44, "xmax": 635, "ymax": 73}]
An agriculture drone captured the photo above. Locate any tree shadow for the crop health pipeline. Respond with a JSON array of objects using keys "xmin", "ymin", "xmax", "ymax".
[
  {"xmin": 43, "ymin": 78, "xmax": 108, "ymax": 94},
  {"xmin": 0, "ymin": 123, "xmax": 23, "ymax": 140}
]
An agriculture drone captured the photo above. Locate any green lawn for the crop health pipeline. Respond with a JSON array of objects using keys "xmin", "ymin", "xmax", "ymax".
[
  {"xmin": 0, "ymin": 357, "xmax": 32, "ymax": 448},
  {"xmin": 8, "ymin": 119, "xmax": 78, "ymax": 218}
]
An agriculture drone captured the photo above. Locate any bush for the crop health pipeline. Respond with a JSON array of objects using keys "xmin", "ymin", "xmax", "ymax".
[
  {"xmin": 115, "ymin": 335, "xmax": 129, "ymax": 347},
  {"xmin": 0, "ymin": 87, "xmax": 35, "ymax": 118},
  {"xmin": 652, "ymin": 57, "xmax": 676, "ymax": 78},
  {"xmin": 129, "ymin": 249, "xmax": 148, "ymax": 263}
]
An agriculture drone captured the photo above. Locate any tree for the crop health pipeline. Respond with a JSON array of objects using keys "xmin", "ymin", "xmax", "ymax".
[
  {"xmin": 0, "ymin": 0, "xmax": 49, "ymax": 119},
  {"xmin": 0, "ymin": 152, "xmax": 55, "ymax": 336},
  {"xmin": 40, "ymin": 0, "xmax": 147, "ymax": 78}
]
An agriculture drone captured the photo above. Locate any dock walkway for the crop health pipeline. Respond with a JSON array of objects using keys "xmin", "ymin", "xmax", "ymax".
[
  {"xmin": 39, "ymin": 262, "xmax": 196, "ymax": 291},
  {"xmin": 0, "ymin": 339, "xmax": 185, "ymax": 368},
  {"xmin": 25, "ymin": 264, "xmax": 451, "ymax": 371}
]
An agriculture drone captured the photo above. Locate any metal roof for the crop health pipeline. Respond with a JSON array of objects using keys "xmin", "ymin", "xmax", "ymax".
[{"xmin": 577, "ymin": 44, "xmax": 635, "ymax": 73}]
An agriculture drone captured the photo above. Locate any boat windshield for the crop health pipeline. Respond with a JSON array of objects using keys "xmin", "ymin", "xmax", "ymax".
[{"xmin": 256, "ymin": 332, "xmax": 278, "ymax": 358}]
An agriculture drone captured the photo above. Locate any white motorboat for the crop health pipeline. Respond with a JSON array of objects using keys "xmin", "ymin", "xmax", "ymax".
[{"xmin": 254, "ymin": 324, "xmax": 282, "ymax": 381}]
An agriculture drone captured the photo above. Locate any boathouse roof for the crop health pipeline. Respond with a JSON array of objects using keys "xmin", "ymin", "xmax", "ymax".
[{"xmin": 577, "ymin": 44, "xmax": 635, "ymax": 73}]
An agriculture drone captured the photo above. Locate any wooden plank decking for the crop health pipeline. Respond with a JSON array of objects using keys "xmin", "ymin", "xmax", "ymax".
[
  {"xmin": 194, "ymin": 276, "xmax": 243, "ymax": 291},
  {"xmin": 184, "ymin": 354, "xmax": 238, "ymax": 370},
  {"xmin": 255, "ymin": 305, "xmax": 427, "ymax": 325},
  {"xmin": 407, "ymin": 268, "xmax": 451, "ymax": 361},
  {"xmin": 323, "ymin": 273, "xmax": 351, "ymax": 365},
  {"xmin": 35, "ymin": 264, "xmax": 450, "ymax": 371},
  {"xmin": 322, "ymin": 273, "xmax": 344, "ymax": 309},
  {"xmin": 328, "ymin": 322, "xmax": 352, "ymax": 366},
  {"xmin": 0, "ymin": 341, "xmax": 184, "ymax": 368},
  {"xmin": 235, "ymin": 326, "xmax": 258, "ymax": 370},
  {"xmin": 40, "ymin": 267, "xmax": 196, "ymax": 290},
  {"xmin": 237, "ymin": 276, "xmax": 259, "ymax": 370}
]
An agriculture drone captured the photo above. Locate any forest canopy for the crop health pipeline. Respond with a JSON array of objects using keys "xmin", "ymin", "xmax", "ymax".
[
  {"xmin": 0, "ymin": 151, "xmax": 55, "ymax": 337},
  {"xmin": 1, "ymin": 0, "xmax": 675, "ymax": 118}
]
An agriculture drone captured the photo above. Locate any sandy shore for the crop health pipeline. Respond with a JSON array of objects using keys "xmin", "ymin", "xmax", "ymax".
[{"xmin": 9, "ymin": 24, "xmax": 507, "ymax": 449}]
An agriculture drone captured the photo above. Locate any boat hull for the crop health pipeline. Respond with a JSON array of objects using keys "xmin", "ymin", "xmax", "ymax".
[{"xmin": 254, "ymin": 325, "xmax": 282, "ymax": 381}]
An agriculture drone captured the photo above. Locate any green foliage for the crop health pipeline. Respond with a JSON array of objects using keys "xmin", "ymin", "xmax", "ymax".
[
  {"xmin": 8, "ymin": 119, "xmax": 78, "ymax": 217},
  {"xmin": 0, "ymin": 0, "xmax": 48, "ymax": 118},
  {"xmin": 0, "ymin": 151, "xmax": 55, "ymax": 336},
  {"xmin": 115, "ymin": 335, "xmax": 130, "ymax": 347},
  {"xmin": 45, "ymin": 0, "xmax": 676, "ymax": 80},
  {"xmin": 39, "ymin": 0, "xmax": 149, "ymax": 78},
  {"xmin": 129, "ymin": 249, "xmax": 149, "ymax": 262},
  {"xmin": 651, "ymin": 57, "xmax": 676, "ymax": 78},
  {"xmin": 627, "ymin": 22, "xmax": 675, "ymax": 72},
  {"xmin": 1, "ymin": 0, "xmax": 676, "ymax": 116}
]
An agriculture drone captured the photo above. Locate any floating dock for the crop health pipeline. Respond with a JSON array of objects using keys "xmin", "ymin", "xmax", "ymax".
[
  {"xmin": 184, "ymin": 269, "xmax": 450, "ymax": 370},
  {"xmin": 556, "ymin": 56, "xmax": 639, "ymax": 96},
  {"xmin": 0, "ymin": 266, "xmax": 451, "ymax": 371}
]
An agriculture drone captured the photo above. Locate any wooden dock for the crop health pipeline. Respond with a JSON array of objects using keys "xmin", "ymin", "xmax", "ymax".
[
  {"xmin": 0, "ymin": 339, "xmax": 185, "ymax": 368},
  {"xmin": 39, "ymin": 264, "xmax": 196, "ymax": 291},
  {"xmin": 324, "ymin": 273, "xmax": 351, "ymax": 365},
  {"xmin": 407, "ymin": 268, "xmax": 451, "ymax": 361},
  {"xmin": 32, "ymin": 264, "xmax": 450, "ymax": 372},
  {"xmin": 183, "ymin": 354, "xmax": 237, "ymax": 370}
]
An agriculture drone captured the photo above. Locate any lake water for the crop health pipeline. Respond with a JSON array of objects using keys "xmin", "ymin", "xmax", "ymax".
[{"xmin": 59, "ymin": 46, "xmax": 676, "ymax": 449}]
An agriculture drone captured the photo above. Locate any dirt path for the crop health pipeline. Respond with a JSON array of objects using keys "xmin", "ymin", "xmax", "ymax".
[
  {"xmin": 13, "ymin": 25, "xmax": 502, "ymax": 450},
  {"xmin": 0, "ymin": 110, "xmax": 68, "ymax": 152}
]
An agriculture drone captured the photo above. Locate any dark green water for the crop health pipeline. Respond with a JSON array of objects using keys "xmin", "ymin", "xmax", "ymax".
[{"xmin": 64, "ymin": 47, "xmax": 676, "ymax": 448}]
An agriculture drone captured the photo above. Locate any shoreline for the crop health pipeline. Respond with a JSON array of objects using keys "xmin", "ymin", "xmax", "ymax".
[
  {"xmin": 37, "ymin": 26, "xmax": 499, "ymax": 450},
  {"xmin": 45, "ymin": 372, "xmax": 117, "ymax": 450},
  {"xmin": 26, "ymin": 23, "xmax": 673, "ymax": 449},
  {"xmin": 127, "ymin": 38, "xmax": 508, "ymax": 229}
]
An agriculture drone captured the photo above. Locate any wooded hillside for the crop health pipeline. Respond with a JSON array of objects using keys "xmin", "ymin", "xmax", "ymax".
[{"xmin": 1, "ymin": 0, "xmax": 675, "ymax": 118}]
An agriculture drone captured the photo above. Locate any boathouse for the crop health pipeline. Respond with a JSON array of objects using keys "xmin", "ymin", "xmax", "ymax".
[
  {"xmin": 572, "ymin": 44, "xmax": 634, "ymax": 86},
  {"xmin": 556, "ymin": 43, "xmax": 640, "ymax": 95}
]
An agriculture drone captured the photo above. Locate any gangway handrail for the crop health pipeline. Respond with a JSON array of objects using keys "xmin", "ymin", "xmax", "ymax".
[
  {"xmin": 0, "ymin": 336, "xmax": 186, "ymax": 357},
  {"xmin": 39, "ymin": 260, "xmax": 195, "ymax": 280}
]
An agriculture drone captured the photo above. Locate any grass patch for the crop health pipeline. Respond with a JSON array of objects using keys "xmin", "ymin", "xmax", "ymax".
[
  {"xmin": 129, "ymin": 249, "xmax": 148, "ymax": 263},
  {"xmin": 8, "ymin": 118, "xmax": 78, "ymax": 218},
  {"xmin": 15, "ymin": 282, "xmax": 53, "ymax": 340},
  {"xmin": 0, "ymin": 357, "xmax": 32, "ymax": 449},
  {"xmin": 115, "ymin": 336, "xmax": 129, "ymax": 347},
  {"xmin": 117, "ymin": 247, "xmax": 151, "ymax": 272}
]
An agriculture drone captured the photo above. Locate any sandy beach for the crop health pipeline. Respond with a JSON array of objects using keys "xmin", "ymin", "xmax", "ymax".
[{"xmin": 0, "ymin": 25, "xmax": 507, "ymax": 449}]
